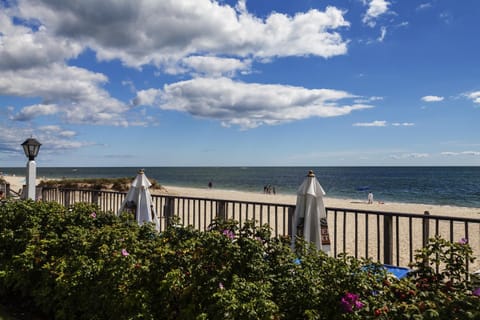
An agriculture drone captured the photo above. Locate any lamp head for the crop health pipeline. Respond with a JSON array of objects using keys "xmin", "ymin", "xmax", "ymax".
[{"xmin": 21, "ymin": 138, "xmax": 42, "ymax": 161}]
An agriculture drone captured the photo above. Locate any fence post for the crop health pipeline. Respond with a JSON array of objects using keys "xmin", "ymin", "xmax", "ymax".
[
  {"xmin": 164, "ymin": 197, "xmax": 175, "ymax": 227},
  {"xmin": 92, "ymin": 190, "xmax": 100, "ymax": 205},
  {"xmin": 383, "ymin": 215, "xmax": 393, "ymax": 265},
  {"xmin": 216, "ymin": 200, "xmax": 227, "ymax": 221},
  {"xmin": 65, "ymin": 190, "xmax": 70, "ymax": 207},
  {"xmin": 41, "ymin": 186, "xmax": 46, "ymax": 201},
  {"xmin": 422, "ymin": 211, "xmax": 430, "ymax": 247},
  {"xmin": 288, "ymin": 207, "xmax": 295, "ymax": 238}
]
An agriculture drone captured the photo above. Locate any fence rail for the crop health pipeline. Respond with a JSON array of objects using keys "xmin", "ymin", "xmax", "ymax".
[{"xmin": 41, "ymin": 187, "xmax": 480, "ymax": 271}]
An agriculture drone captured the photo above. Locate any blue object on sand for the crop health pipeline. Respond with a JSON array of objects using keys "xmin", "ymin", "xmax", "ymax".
[
  {"xmin": 362, "ymin": 264, "xmax": 410, "ymax": 280},
  {"xmin": 384, "ymin": 264, "xmax": 410, "ymax": 279}
]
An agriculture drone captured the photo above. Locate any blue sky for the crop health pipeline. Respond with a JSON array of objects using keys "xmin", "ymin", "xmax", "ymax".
[{"xmin": 1, "ymin": 0, "xmax": 479, "ymax": 167}]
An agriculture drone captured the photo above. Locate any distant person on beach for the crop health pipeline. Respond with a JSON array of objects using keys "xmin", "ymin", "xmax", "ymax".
[
  {"xmin": 208, "ymin": 181, "xmax": 212, "ymax": 189},
  {"xmin": 368, "ymin": 192, "xmax": 374, "ymax": 204}
]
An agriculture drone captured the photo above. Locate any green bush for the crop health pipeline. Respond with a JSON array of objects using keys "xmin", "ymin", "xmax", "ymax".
[{"xmin": 0, "ymin": 199, "xmax": 478, "ymax": 319}]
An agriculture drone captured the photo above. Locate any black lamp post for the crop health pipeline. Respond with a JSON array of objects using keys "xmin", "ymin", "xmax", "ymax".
[{"xmin": 21, "ymin": 138, "xmax": 41, "ymax": 200}]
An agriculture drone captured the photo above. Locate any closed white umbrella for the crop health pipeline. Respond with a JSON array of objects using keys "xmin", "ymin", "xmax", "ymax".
[
  {"xmin": 118, "ymin": 169, "xmax": 160, "ymax": 231},
  {"xmin": 292, "ymin": 170, "xmax": 331, "ymax": 254}
]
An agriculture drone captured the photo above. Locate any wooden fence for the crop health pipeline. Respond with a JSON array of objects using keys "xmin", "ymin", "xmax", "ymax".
[{"xmin": 41, "ymin": 187, "xmax": 480, "ymax": 271}]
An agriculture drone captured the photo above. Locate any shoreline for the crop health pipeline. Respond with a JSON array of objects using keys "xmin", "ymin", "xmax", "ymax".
[{"xmin": 2, "ymin": 166, "xmax": 480, "ymax": 208}]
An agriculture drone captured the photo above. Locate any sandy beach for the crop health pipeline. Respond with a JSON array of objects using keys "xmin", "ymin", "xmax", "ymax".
[
  {"xmin": 160, "ymin": 184, "xmax": 480, "ymax": 218},
  {"xmin": 2, "ymin": 174, "xmax": 480, "ymax": 270}
]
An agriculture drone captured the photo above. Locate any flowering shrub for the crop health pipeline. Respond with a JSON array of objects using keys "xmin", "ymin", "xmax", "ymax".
[
  {"xmin": 376, "ymin": 236, "xmax": 480, "ymax": 319},
  {"xmin": 340, "ymin": 292, "xmax": 364, "ymax": 313},
  {"xmin": 0, "ymin": 199, "xmax": 479, "ymax": 319}
]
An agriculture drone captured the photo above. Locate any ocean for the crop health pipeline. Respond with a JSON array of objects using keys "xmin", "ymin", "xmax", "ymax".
[{"xmin": 2, "ymin": 166, "xmax": 480, "ymax": 208}]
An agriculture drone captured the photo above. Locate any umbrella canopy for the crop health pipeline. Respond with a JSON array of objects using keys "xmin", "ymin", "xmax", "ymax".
[
  {"xmin": 291, "ymin": 170, "xmax": 331, "ymax": 254},
  {"xmin": 118, "ymin": 169, "xmax": 160, "ymax": 231}
]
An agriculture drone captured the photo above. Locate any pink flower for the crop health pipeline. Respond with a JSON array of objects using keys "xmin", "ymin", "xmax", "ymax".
[
  {"xmin": 340, "ymin": 292, "xmax": 364, "ymax": 313},
  {"xmin": 473, "ymin": 287, "xmax": 480, "ymax": 296},
  {"xmin": 354, "ymin": 300, "xmax": 365, "ymax": 309},
  {"xmin": 458, "ymin": 238, "xmax": 468, "ymax": 245},
  {"xmin": 222, "ymin": 229, "xmax": 235, "ymax": 239},
  {"xmin": 121, "ymin": 249, "xmax": 129, "ymax": 256},
  {"xmin": 90, "ymin": 212, "xmax": 97, "ymax": 218},
  {"xmin": 219, "ymin": 282, "xmax": 225, "ymax": 290}
]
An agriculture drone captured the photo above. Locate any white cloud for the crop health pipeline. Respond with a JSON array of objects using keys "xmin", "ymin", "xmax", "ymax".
[
  {"xmin": 0, "ymin": 13, "xmax": 139, "ymax": 126},
  {"xmin": 0, "ymin": 11, "xmax": 82, "ymax": 71},
  {"xmin": 391, "ymin": 122, "xmax": 414, "ymax": 126},
  {"xmin": 1, "ymin": 0, "xmax": 356, "ymax": 132},
  {"xmin": 353, "ymin": 120, "xmax": 386, "ymax": 127},
  {"xmin": 354, "ymin": 96, "xmax": 383, "ymax": 103},
  {"xmin": 377, "ymin": 26, "xmax": 387, "ymax": 42},
  {"xmin": 39, "ymin": 125, "xmax": 77, "ymax": 138},
  {"xmin": 178, "ymin": 56, "xmax": 252, "ymax": 77},
  {"xmin": 12, "ymin": 104, "xmax": 60, "ymax": 121},
  {"xmin": 1, "ymin": 63, "xmax": 133, "ymax": 125},
  {"xmin": 421, "ymin": 95, "xmax": 444, "ymax": 102},
  {"xmin": 465, "ymin": 91, "xmax": 480, "ymax": 104},
  {"xmin": 463, "ymin": 151, "xmax": 480, "ymax": 156},
  {"xmin": 417, "ymin": 3, "xmax": 432, "ymax": 11},
  {"xmin": 390, "ymin": 153, "xmax": 429, "ymax": 159},
  {"xmin": 441, "ymin": 151, "xmax": 480, "ymax": 156},
  {"xmin": 0, "ymin": 123, "xmax": 88, "ymax": 156},
  {"xmin": 353, "ymin": 121, "xmax": 414, "ymax": 127},
  {"xmin": 138, "ymin": 77, "xmax": 373, "ymax": 129},
  {"xmin": 17, "ymin": 0, "xmax": 350, "ymax": 70},
  {"xmin": 362, "ymin": 0, "xmax": 390, "ymax": 27},
  {"xmin": 133, "ymin": 88, "xmax": 161, "ymax": 106}
]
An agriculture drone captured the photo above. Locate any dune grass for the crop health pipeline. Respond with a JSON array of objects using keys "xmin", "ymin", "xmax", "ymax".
[{"xmin": 38, "ymin": 177, "xmax": 162, "ymax": 192}]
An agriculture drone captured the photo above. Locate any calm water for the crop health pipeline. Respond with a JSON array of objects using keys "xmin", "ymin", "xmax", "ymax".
[{"xmin": 2, "ymin": 167, "xmax": 480, "ymax": 208}]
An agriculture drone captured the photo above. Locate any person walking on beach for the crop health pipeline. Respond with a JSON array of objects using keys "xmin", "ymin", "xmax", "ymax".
[{"xmin": 367, "ymin": 192, "xmax": 374, "ymax": 204}]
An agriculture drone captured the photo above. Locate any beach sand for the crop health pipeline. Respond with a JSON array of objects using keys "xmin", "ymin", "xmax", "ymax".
[
  {"xmin": 1, "ymin": 175, "xmax": 28, "ymax": 196},
  {"xmin": 160, "ymin": 184, "xmax": 480, "ymax": 218},
  {"xmin": 2, "ymin": 175, "xmax": 480, "ymax": 270}
]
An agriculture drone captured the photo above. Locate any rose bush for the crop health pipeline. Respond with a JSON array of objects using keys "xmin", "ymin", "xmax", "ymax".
[{"xmin": 0, "ymin": 199, "xmax": 479, "ymax": 319}]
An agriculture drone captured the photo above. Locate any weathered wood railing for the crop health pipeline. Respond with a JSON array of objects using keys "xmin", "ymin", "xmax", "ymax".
[{"xmin": 41, "ymin": 187, "xmax": 480, "ymax": 271}]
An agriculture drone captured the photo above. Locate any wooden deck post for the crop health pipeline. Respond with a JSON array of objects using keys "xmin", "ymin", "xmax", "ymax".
[
  {"xmin": 92, "ymin": 190, "xmax": 100, "ymax": 205},
  {"xmin": 216, "ymin": 201, "xmax": 227, "ymax": 221},
  {"xmin": 288, "ymin": 207, "xmax": 295, "ymax": 238},
  {"xmin": 383, "ymin": 215, "xmax": 393, "ymax": 265},
  {"xmin": 422, "ymin": 211, "xmax": 430, "ymax": 247},
  {"xmin": 64, "ymin": 190, "xmax": 70, "ymax": 207},
  {"xmin": 164, "ymin": 197, "xmax": 175, "ymax": 227}
]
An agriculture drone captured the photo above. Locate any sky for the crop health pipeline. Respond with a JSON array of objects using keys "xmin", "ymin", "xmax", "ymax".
[{"xmin": 1, "ymin": 0, "xmax": 479, "ymax": 167}]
